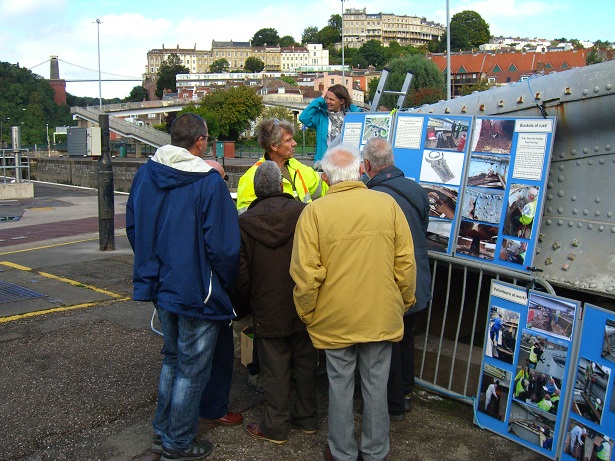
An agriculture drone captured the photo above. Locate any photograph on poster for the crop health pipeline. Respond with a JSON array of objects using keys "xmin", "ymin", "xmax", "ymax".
[
  {"xmin": 423, "ymin": 184, "xmax": 457, "ymax": 219},
  {"xmin": 602, "ymin": 319, "xmax": 615, "ymax": 364},
  {"xmin": 472, "ymin": 118, "xmax": 515, "ymax": 154},
  {"xmin": 478, "ymin": 364, "xmax": 511, "ymax": 421},
  {"xmin": 426, "ymin": 219, "xmax": 451, "ymax": 253},
  {"xmin": 571, "ymin": 357, "xmax": 611, "ymax": 425},
  {"xmin": 424, "ymin": 117, "xmax": 470, "ymax": 151},
  {"xmin": 461, "ymin": 187, "xmax": 504, "ymax": 224},
  {"xmin": 503, "ymin": 184, "xmax": 540, "ymax": 240},
  {"xmin": 499, "ymin": 238, "xmax": 528, "ymax": 266},
  {"xmin": 467, "ymin": 154, "xmax": 509, "ymax": 189},
  {"xmin": 486, "ymin": 306, "xmax": 520, "ymax": 364},
  {"xmin": 508, "ymin": 400, "xmax": 556, "ymax": 451},
  {"xmin": 562, "ymin": 419, "xmax": 613, "ymax": 461},
  {"xmin": 362, "ymin": 115, "xmax": 392, "ymax": 143},
  {"xmin": 518, "ymin": 331, "xmax": 568, "ymax": 381},
  {"xmin": 456, "ymin": 220, "xmax": 499, "ymax": 260},
  {"xmin": 420, "ymin": 150, "xmax": 465, "ymax": 185},
  {"xmin": 527, "ymin": 293, "xmax": 576, "ymax": 340},
  {"xmin": 611, "ymin": 378, "xmax": 615, "ymax": 413}
]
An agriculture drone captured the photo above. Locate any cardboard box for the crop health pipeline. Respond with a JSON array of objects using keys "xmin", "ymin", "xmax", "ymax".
[{"xmin": 240, "ymin": 326, "xmax": 254, "ymax": 367}]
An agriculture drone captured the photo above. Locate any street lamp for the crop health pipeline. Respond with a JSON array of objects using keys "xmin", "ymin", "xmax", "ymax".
[
  {"xmin": 95, "ymin": 18, "xmax": 102, "ymax": 110},
  {"xmin": 446, "ymin": 0, "xmax": 452, "ymax": 100},
  {"xmin": 46, "ymin": 123, "xmax": 51, "ymax": 157},
  {"xmin": 341, "ymin": 0, "xmax": 345, "ymax": 83}
]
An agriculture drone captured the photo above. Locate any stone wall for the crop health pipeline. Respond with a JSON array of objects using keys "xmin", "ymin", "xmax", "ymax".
[{"xmin": 30, "ymin": 157, "xmax": 246, "ymax": 192}]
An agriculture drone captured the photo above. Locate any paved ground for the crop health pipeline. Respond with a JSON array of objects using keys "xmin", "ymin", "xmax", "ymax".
[{"xmin": 0, "ymin": 182, "xmax": 549, "ymax": 461}]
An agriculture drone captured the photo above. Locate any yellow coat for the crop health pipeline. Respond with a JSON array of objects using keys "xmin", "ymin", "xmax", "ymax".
[{"xmin": 290, "ymin": 181, "xmax": 416, "ymax": 349}]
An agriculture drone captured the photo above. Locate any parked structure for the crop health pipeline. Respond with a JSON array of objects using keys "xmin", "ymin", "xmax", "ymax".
[{"xmin": 343, "ymin": 7, "xmax": 444, "ymax": 49}]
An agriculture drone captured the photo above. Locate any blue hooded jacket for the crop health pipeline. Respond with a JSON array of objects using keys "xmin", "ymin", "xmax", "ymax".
[{"xmin": 126, "ymin": 145, "xmax": 240, "ymax": 320}]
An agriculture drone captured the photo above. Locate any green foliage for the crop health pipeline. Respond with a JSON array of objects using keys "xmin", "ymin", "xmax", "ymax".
[
  {"xmin": 302, "ymin": 26, "xmax": 320, "ymax": 44},
  {"xmin": 353, "ymin": 40, "xmax": 387, "ymax": 69},
  {"xmin": 210, "ymin": 58, "xmax": 230, "ymax": 73},
  {"xmin": 251, "ymin": 28, "xmax": 280, "ymax": 46},
  {"xmin": 369, "ymin": 55, "xmax": 445, "ymax": 108},
  {"xmin": 244, "ymin": 57, "xmax": 265, "ymax": 73},
  {"xmin": 318, "ymin": 25, "xmax": 341, "ymax": 48},
  {"xmin": 432, "ymin": 10, "xmax": 490, "ymax": 52},
  {"xmin": 278, "ymin": 76, "xmax": 298, "ymax": 86},
  {"xmin": 279, "ymin": 35, "xmax": 298, "ymax": 47},
  {"xmin": 260, "ymin": 106, "xmax": 294, "ymax": 123},
  {"xmin": 0, "ymin": 61, "xmax": 74, "ymax": 145},
  {"xmin": 457, "ymin": 79, "xmax": 494, "ymax": 96},
  {"xmin": 124, "ymin": 86, "xmax": 149, "ymax": 102},
  {"xmin": 155, "ymin": 53, "xmax": 190, "ymax": 98},
  {"xmin": 198, "ymin": 86, "xmax": 264, "ymax": 140},
  {"xmin": 328, "ymin": 14, "xmax": 342, "ymax": 32}
]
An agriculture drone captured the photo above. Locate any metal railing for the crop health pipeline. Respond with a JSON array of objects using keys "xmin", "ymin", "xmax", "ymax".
[
  {"xmin": 1, "ymin": 149, "xmax": 31, "ymax": 183},
  {"xmin": 416, "ymin": 252, "xmax": 553, "ymax": 402}
]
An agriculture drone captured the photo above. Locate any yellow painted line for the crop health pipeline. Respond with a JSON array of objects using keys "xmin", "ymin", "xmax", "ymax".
[
  {"xmin": 0, "ymin": 238, "xmax": 98, "ymax": 256},
  {"xmin": 0, "ymin": 302, "xmax": 99, "ymax": 323},
  {"xmin": 0, "ymin": 261, "xmax": 127, "ymax": 299}
]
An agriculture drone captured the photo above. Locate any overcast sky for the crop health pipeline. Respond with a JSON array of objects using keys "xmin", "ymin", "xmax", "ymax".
[{"xmin": 1, "ymin": 0, "xmax": 612, "ymax": 99}]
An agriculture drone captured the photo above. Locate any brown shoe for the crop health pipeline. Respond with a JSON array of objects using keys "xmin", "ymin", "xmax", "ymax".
[
  {"xmin": 245, "ymin": 423, "xmax": 288, "ymax": 445},
  {"xmin": 323, "ymin": 444, "xmax": 335, "ymax": 461},
  {"xmin": 214, "ymin": 411, "xmax": 243, "ymax": 426}
]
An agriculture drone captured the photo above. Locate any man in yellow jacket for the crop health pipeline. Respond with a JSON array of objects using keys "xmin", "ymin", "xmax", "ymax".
[
  {"xmin": 236, "ymin": 118, "xmax": 327, "ymax": 214},
  {"xmin": 290, "ymin": 144, "xmax": 416, "ymax": 461}
]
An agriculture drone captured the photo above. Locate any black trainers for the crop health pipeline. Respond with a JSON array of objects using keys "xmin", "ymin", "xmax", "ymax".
[
  {"xmin": 151, "ymin": 435, "xmax": 163, "ymax": 454},
  {"xmin": 160, "ymin": 439, "xmax": 214, "ymax": 461},
  {"xmin": 289, "ymin": 419, "xmax": 317, "ymax": 435}
]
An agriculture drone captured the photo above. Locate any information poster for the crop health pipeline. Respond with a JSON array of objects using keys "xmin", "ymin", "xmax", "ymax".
[
  {"xmin": 341, "ymin": 112, "xmax": 393, "ymax": 150},
  {"xmin": 391, "ymin": 113, "xmax": 473, "ymax": 254},
  {"xmin": 560, "ymin": 303, "xmax": 614, "ymax": 461},
  {"xmin": 475, "ymin": 281, "xmax": 580, "ymax": 459},
  {"xmin": 455, "ymin": 117, "xmax": 556, "ymax": 271}
]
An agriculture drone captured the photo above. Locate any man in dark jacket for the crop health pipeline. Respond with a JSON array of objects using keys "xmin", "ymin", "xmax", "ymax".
[
  {"xmin": 126, "ymin": 113, "xmax": 240, "ymax": 461},
  {"xmin": 237, "ymin": 161, "xmax": 318, "ymax": 444},
  {"xmin": 363, "ymin": 137, "xmax": 432, "ymax": 419}
]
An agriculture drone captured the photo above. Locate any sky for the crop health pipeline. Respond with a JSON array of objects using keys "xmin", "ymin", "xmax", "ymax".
[{"xmin": 1, "ymin": 0, "xmax": 612, "ymax": 100}]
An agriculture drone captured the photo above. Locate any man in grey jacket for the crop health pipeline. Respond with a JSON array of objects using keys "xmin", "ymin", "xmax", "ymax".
[{"xmin": 363, "ymin": 137, "xmax": 432, "ymax": 419}]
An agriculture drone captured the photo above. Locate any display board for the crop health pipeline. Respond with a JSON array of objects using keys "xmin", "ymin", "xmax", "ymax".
[
  {"xmin": 455, "ymin": 117, "xmax": 556, "ymax": 272},
  {"xmin": 340, "ymin": 112, "xmax": 556, "ymax": 272},
  {"xmin": 391, "ymin": 113, "xmax": 473, "ymax": 254},
  {"xmin": 559, "ymin": 303, "xmax": 614, "ymax": 460},
  {"xmin": 475, "ymin": 280, "xmax": 580, "ymax": 459}
]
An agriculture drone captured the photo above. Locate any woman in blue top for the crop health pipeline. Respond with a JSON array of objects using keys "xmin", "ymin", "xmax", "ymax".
[{"xmin": 299, "ymin": 84, "xmax": 360, "ymax": 170}]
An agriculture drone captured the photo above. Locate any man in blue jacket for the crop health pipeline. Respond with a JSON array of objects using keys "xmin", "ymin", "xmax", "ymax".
[
  {"xmin": 363, "ymin": 137, "xmax": 432, "ymax": 420},
  {"xmin": 127, "ymin": 113, "xmax": 240, "ymax": 461}
]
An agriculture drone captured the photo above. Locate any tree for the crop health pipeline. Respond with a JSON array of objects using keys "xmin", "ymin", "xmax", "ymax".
[
  {"xmin": 328, "ymin": 14, "xmax": 342, "ymax": 32},
  {"xmin": 355, "ymin": 40, "xmax": 387, "ymax": 69},
  {"xmin": 451, "ymin": 10, "xmax": 490, "ymax": 49},
  {"xmin": 155, "ymin": 53, "xmax": 189, "ymax": 99},
  {"xmin": 244, "ymin": 57, "xmax": 265, "ymax": 73},
  {"xmin": 318, "ymin": 26, "xmax": 341, "ymax": 48},
  {"xmin": 210, "ymin": 58, "xmax": 230, "ymax": 73},
  {"xmin": 199, "ymin": 86, "xmax": 264, "ymax": 140},
  {"xmin": 279, "ymin": 35, "xmax": 298, "ymax": 47},
  {"xmin": 368, "ymin": 55, "xmax": 445, "ymax": 108},
  {"xmin": 251, "ymin": 28, "xmax": 280, "ymax": 46},
  {"xmin": 302, "ymin": 26, "xmax": 320, "ymax": 44},
  {"xmin": 0, "ymin": 61, "xmax": 73, "ymax": 146},
  {"xmin": 124, "ymin": 86, "xmax": 149, "ymax": 103}
]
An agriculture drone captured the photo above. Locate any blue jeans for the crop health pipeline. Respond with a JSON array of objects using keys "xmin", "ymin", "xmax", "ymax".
[
  {"xmin": 153, "ymin": 306, "xmax": 221, "ymax": 450},
  {"xmin": 199, "ymin": 320, "xmax": 234, "ymax": 420}
]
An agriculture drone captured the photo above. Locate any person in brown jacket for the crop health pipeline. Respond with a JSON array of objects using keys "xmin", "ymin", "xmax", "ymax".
[{"xmin": 237, "ymin": 161, "xmax": 318, "ymax": 444}]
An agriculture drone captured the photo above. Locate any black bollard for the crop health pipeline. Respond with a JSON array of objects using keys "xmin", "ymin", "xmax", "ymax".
[{"xmin": 98, "ymin": 114, "xmax": 115, "ymax": 251}]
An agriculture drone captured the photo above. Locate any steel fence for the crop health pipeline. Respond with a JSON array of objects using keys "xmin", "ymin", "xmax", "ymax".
[
  {"xmin": 1, "ymin": 149, "xmax": 31, "ymax": 183},
  {"xmin": 415, "ymin": 252, "xmax": 553, "ymax": 403}
]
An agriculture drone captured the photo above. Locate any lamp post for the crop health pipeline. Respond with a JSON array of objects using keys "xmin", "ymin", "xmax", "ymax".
[
  {"xmin": 95, "ymin": 18, "xmax": 102, "ymax": 110},
  {"xmin": 341, "ymin": 0, "xmax": 345, "ymax": 83},
  {"xmin": 46, "ymin": 123, "xmax": 51, "ymax": 157},
  {"xmin": 446, "ymin": 0, "xmax": 452, "ymax": 100}
]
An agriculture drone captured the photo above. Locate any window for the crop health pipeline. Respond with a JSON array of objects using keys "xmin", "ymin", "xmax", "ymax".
[
  {"xmin": 508, "ymin": 63, "xmax": 517, "ymax": 71},
  {"xmin": 492, "ymin": 64, "xmax": 502, "ymax": 72}
]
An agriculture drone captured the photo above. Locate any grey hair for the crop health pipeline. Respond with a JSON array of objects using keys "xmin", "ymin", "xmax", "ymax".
[
  {"xmin": 321, "ymin": 144, "xmax": 361, "ymax": 185},
  {"xmin": 254, "ymin": 161, "xmax": 282, "ymax": 198},
  {"xmin": 363, "ymin": 137, "xmax": 394, "ymax": 172},
  {"xmin": 256, "ymin": 118, "xmax": 295, "ymax": 152}
]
